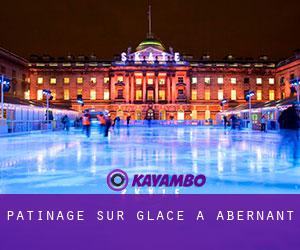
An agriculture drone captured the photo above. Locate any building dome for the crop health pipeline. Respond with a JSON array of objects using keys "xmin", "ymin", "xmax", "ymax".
[{"xmin": 136, "ymin": 37, "xmax": 166, "ymax": 51}]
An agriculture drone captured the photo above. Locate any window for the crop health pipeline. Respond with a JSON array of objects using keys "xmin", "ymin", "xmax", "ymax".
[
  {"xmin": 205, "ymin": 110, "xmax": 210, "ymax": 120},
  {"xmin": 147, "ymin": 90, "xmax": 154, "ymax": 100},
  {"xmin": 191, "ymin": 110, "xmax": 197, "ymax": 120},
  {"xmin": 117, "ymin": 76, "xmax": 123, "ymax": 82},
  {"xmin": 90, "ymin": 77, "xmax": 97, "ymax": 84},
  {"xmin": 51, "ymin": 90, "xmax": 56, "ymax": 100},
  {"xmin": 136, "ymin": 78, "xmax": 142, "ymax": 85},
  {"xmin": 147, "ymin": 78, "xmax": 153, "ymax": 85},
  {"xmin": 218, "ymin": 89, "xmax": 223, "ymax": 100},
  {"xmin": 231, "ymin": 78, "xmax": 237, "ymax": 84},
  {"xmin": 159, "ymin": 78, "xmax": 165, "ymax": 85},
  {"xmin": 64, "ymin": 89, "xmax": 70, "ymax": 100},
  {"xmin": 77, "ymin": 77, "xmax": 83, "ymax": 84},
  {"xmin": 192, "ymin": 90, "xmax": 197, "ymax": 100},
  {"xmin": 269, "ymin": 90, "xmax": 275, "ymax": 101},
  {"xmin": 205, "ymin": 90, "xmax": 210, "ymax": 100},
  {"xmin": 257, "ymin": 90, "xmax": 262, "ymax": 101},
  {"xmin": 177, "ymin": 110, "xmax": 184, "ymax": 120},
  {"xmin": 204, "ymin": 77, "xmax": 211, "ymax": 84},
  {"xmin": 24, "ymin": 90, "xmax": 30, "ymax": 100},
  {"xmin": 117, "ymin": 89, "xmax": 123, "ymax": 99},
  {"xmin": 104, "ymin": 77, "xmax": 110, "ymax": 84},
  {"xmin": 231, "ymin": 90, "xmax": 237, "ymax": 100},
  {"xmin": 50, "ymin": 78, "xmax": 56, "ymax": 84},
  {"xmin": 178, "ymin": 77, "xmax": 184, "ymax": 83},
  {"xmin": 64, "ymin": 77, "xmax": 70, "ymax": 84},
  {"xmin": 37, "ymin": 77, "xmax": 43, "ymax": 84},
  {"xmin": 136, "ymin": 90, "xmax": 142, "ymax": 100},
  {"xmin": 269, "ymin": 78, "xmax": 275, "ymax": 84},
  {"xmin": 90, "ymin": 89, "xmax": 96, "ymax": 100},
  {"xmin": 244, "ymin": 78, "xmax": 250, "ymax": 84},
  {"xmin": 37, "ymin": 90, "xmax": 43, "ymax": 100},
  {"xmin": 256, "ymin": 78, "xmax": 262, "ymax": 84},
  {"xmin": 217, "ymin": 77, "xmax": 224, "ymax": 84},
  {"xmin": 191, "ymin": 77, "xmax": 197, "ymax": 84},
  {"xmin": 77, "ymin": 89, "xmax": 83, "ymax": 95},
  {"xmin": 104, "ymin": 89, "xmax": 110, "ymax": 100},
  {"xmin": 159, "ymin": 90, "xmax": 165, "ymax": 100}
]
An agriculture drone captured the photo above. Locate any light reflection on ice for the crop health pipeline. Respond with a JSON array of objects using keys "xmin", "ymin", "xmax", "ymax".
[{"xmin": 0, "ymin": 127, "xmax": 298, "ymax": 194}]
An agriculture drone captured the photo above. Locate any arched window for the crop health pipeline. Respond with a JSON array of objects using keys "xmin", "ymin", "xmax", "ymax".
[
  {"xmin": 191, "ymin": 110, "xmax": 197, "ymax": 120},
  {"xmin": 159, "ymin": 110, "xmax": 166, "ymax": 120},
  {"xmin": 135, "ymin": 110, "xmax": 142, "ymax": 120},
  {"xmin": 205, "ymin": 110, "xmax": 210, "ymax": 120},
  {"xmin": 177, "ymin": 110, "xmax": 184, "ymax": 120}
]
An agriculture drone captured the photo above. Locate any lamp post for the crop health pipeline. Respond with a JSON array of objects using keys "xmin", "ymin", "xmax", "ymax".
[
  {"xmin": 220, "ymin": 99, "xmax": 227, "ymax": 113},
  {"xmin": 246, "ymin": 90, "xmax": 255, "ymax": 129},
  {"xmin": 0, "ymin": 75, "xmax": 11, "ymax": 120},
  {"xmin": 42, "ymin": 89, "xmax": 52, "ymax": 128},
  {"xmin": 1, "ymin": 75, "xmax": 3, "ymax": 120}
]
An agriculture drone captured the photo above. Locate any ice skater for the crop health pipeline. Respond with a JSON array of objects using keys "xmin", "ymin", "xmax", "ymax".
[
  {"xmin": 260, "ymin": 115, "xmax": 267, "ymax": 132},
  {"xmin": 82, "ymin": 110, "xmax": 92, "ymax": 138},
  {"xmin": 113, "ymin": 116, "xmax": 121, "ymax": 134},
  {"xmin": 223, "ymin": 116, "xmax": 228, "ymax": 129},
  {"xmin": 104, "ymin": 114, "xmax": 112, "ymax": 137},
  {"xmin": 61, "ymin": 115, "xmax": 70, "ymax": 132},
  {"xmin": 126, "ymin": 115, "xmax": 131, "ymax": 127},
  {"xmin": 97, "ymin": 113, "xmax": 106, "ymax": 135}
]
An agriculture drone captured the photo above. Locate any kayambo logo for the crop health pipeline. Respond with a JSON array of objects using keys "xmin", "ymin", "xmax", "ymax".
[{"xmin": 107, "ymin": 169, "xmax": 206, "ymax": 191}]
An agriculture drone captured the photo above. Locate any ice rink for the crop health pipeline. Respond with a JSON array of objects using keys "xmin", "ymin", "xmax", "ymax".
[{"xmin": 0, "ymin": 125, "xmax": 299, "ymax": 194}]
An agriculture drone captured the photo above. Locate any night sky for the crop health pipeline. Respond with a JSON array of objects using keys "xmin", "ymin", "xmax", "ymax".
[{"xmin": 1, "ymin": 0, "xmax": 300, "ymax": 61}]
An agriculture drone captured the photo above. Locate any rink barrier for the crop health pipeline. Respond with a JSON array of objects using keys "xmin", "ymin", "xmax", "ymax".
[
  {"xmin": 122, "ymin": 120, "xmax": 216, "ymax": 126},
  {"xmin": 3, "ymin": 120, "xmax": 73, "ymax": 134}
]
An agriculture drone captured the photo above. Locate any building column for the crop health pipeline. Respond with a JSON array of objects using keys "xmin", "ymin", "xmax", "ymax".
[
  {"xmin": 167, "ymin": 75, "xmax": 171, "ymax": 103},
  {"xmin": 186, "ymin": 75, "xmax": 191, "ymax": 102},
  {"xmin": 172, "ymin": 76, "xmax": 176, "ymax": 103},
  {"xmin": 125, "ymin": 74, "xmax": 130, "ymax": 103},
  {"xmin": 143, "ymin": 73, "xmax": 147, "ymax": 102},
  {"xmin": 130, "ymin": 74, "xmax": 134, "ymax": 103},
  {"xmin": 110, "ymin": 75, "xmax": 115, "ymax": 102},
  {"xmin": 155, "ymin": 73, "xmax": 159, "ymax": 103}
]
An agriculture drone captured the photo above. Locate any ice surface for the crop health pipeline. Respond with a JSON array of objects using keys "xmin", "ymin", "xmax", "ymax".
[{"xmin": 0, "ymin": 126, "xmax": 299, "ymax": 194}]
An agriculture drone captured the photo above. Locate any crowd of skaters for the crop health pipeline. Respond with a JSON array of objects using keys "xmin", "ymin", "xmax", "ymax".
[{"xmin": 79, "ymin": 109, "xmax": 131, "ymax": 138}]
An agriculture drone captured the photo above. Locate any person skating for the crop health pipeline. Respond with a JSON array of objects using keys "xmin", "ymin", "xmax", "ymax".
[
  {"xmin": 104, "ymin": 114, "xmax": 112, "ymax": 137},
  {"xmin": 82, "ymin": 110, "xmax": 92, "ymax": 138},
  {"xmin": 223, "ymin": 116, "xmax": 228, "ymax": 129},
  {"xmin": 126, "ymin": 115, "xmax": 131, "ymax": 127},
  {"xmin": 97, "ymin": 113, "xmax": 106, "ymax": 134},
  {"xmin": 230, "ymin": 114, "xmax": 237, "ymax": 130},
  {"xmin": 61, "ymin": 115, "xmax": 70, "ymax": 132},
  {"xmin": 113, "ymin": 116, "xmax": 121, "ymax": 132},
  {"xmin": 260, "ymin": 115, "xmax": 267, "ymax": 132}
]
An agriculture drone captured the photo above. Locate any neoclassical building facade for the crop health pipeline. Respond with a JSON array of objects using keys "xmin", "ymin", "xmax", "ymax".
[{"xmin": 27, "ymin": 37, "xmax": 280, "ymax": 120}]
